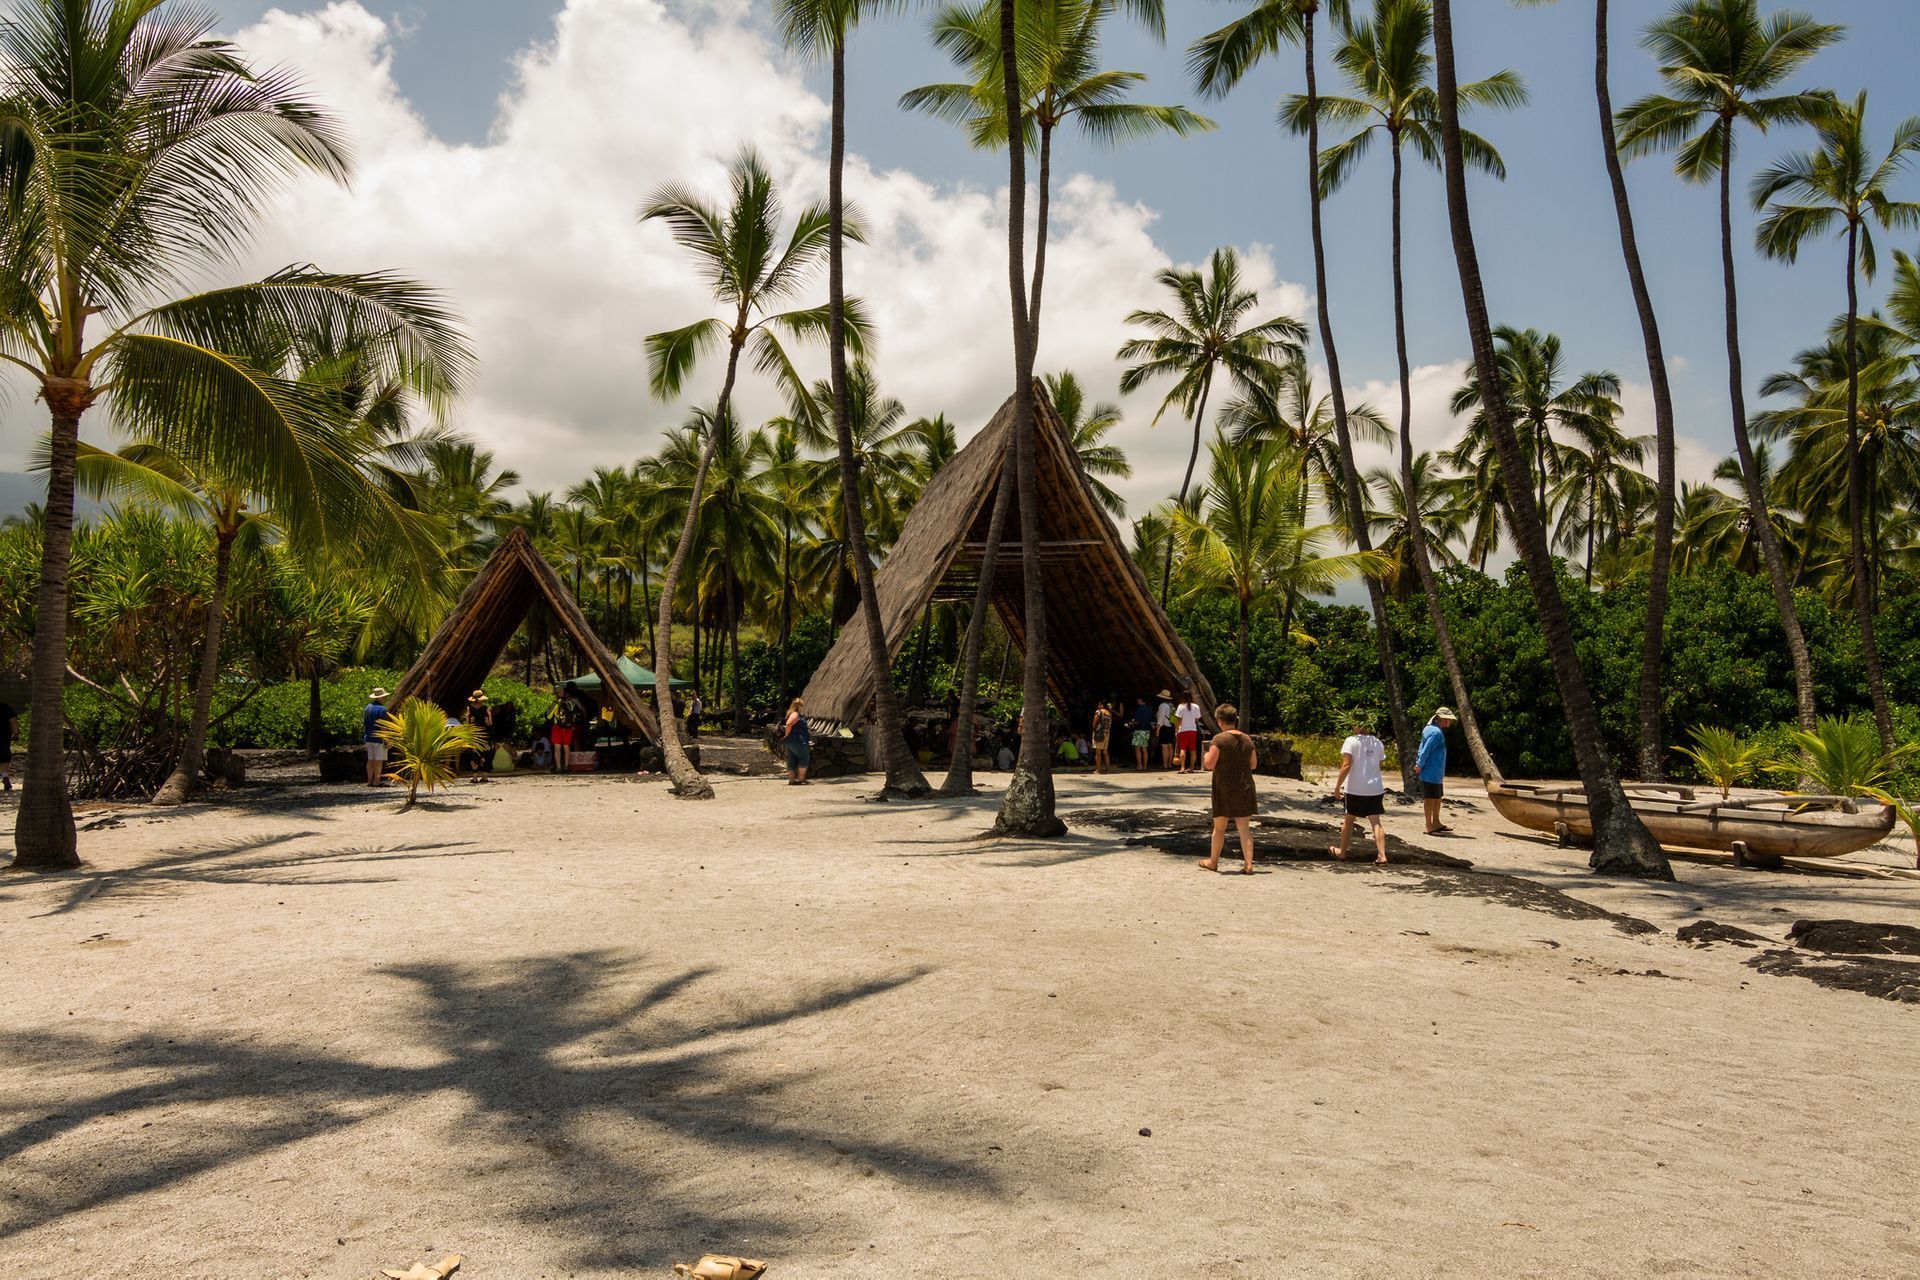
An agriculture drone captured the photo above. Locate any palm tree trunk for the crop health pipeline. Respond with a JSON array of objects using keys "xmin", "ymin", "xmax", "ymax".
[
  {"xmin": 826, "ymin": 40, "xmax": 928, "ymax": 797},
  {"xmin": 1843, "ymin": 222, "xmax": 1895, "ymax": 752},
  {"xmin": 1584, "ymin": 472, "xmax": 1597, "ymax": 585},
  {"xmin": 1432, "ymin": 0, "xmax": 1668, "ymax": 879},
  {"xmin": 1236, "ymin": 595, "xmax": 1252, "ymax": 728},
  {"xmin": 995, "ymin": 0, "xmax": 1061, "ymax": 836},
  {"xmin": 13, "ymin": 403, "xmax": 82, "ymax": 870},
  {"xmin": 1717, "ymin": 114, "xmax": 1817, "ymax": 733},
  {"xmin": 941, "ymin": 453, "xmax": 1016, "ymax": 796},
  {"xmin": 651, "ymin": 338, "xmax": 744, "ymax": 800},
  {"xmin": 1030, "ymin": 122, "xmax": 1054, "ymax": 338},
  {"xmin": 640, "ymin": 538, "xmax": 656, "ymax": 661},
  {"xmin": 1302, "ymin": 11, "xmax": 1420, "ymax": 794},
  {"xmin": 729, "ymin": 570, "xmax": 747, "ymax": 736},
  {"xmin": 907, "ymin": 604, "xmax": 934, "ymax": 709},
  {"xmin": 778, "ymin": 518, "xmax": 794, "ymax": 699},
  {"xmin": 1389, "ymin": 137, "xmax": 1500, "ymax": 782},
  {"xmin": 155, "ymin": 526, "xmax": 238, "ymax": 805},
  {"xmin": 1160, "ymin": 369, "xmax": 1213, "ymax": 606}
]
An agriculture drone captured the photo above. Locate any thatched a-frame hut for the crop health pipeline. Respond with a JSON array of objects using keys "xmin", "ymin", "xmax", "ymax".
[
  {"xmin": 802, "ymin": 382, "xmax": 1217, "ymax": 731},
  {"xmin": 395, "ymin": 528, "xmax": 661, "ymax": 740}
]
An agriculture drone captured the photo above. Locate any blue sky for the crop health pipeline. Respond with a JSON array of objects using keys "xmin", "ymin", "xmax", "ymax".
[{"xmin": 194, "ymin": 0, "xmax": 1920, "ymax": 476}]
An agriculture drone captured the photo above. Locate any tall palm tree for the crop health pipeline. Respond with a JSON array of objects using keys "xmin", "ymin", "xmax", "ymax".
[
  {"xmin": 778, "ymin": 0, "xmax": 930, "ymax": 799},
  {"xmin": 1190, "ymin": 0, "xmax": 1424, "ymax": 793},
  {"xmin": 640, "ymin": 147, "xmax": 848, "ymax": 799},
  {"xmin": 760, "ymin": 422, "xmax": 831, "ymax": 700},
  {"xmin": 1428, "ymin": 0, "xmax": 1669, "ymax": 879},
  {"xmin": 1117, "ymin": 247, "xmax": 1306, "ymax": 603},
  {"xmin": 1292, "ymin": 0, "xmax": 1519, "ymax": 781},
  {"xmin": 1044, "ymin": 371, "xmax": 1132, "ymax": 517},
  {"xmin": 1549, "ymin": 415, "xmax": 1651, "ymax": 582},
  {"xmin": 1220, "ymin": 351, "xmax": 1390, "ymax": 527},
  {"xmin": 0, "ymin": 0, "xmax": 467, "ymax": 870},
  {"xmin": 1751, "ymin": 90, "xmax": 1920, "ymax": 753},
  {"xmin": 1364, "ymin": 451, "xmax": 1468, "ymax": 599},
  {"xmin": 904, "ymin": 0, "xmax": 1203, "ymax": 334},
  {"xmin": 1449, "ymin": 327, "xmax": 1621, "ymax": 524},
  {"xmin": 1174, "ymin": 436, "xmax": 1383, "ymax": 719},
  {"xmin": 1616, "ymin": 0, "xmax": 1842, "ymax": 736}
]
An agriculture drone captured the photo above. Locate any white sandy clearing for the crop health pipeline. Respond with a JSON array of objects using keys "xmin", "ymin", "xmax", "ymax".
[{"xmin": 1, "ymin": 761, "xmax": 1917, "ymax": 1279}]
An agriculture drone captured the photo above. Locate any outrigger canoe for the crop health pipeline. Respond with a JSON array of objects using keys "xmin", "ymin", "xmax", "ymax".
[{"xmin": 1485, "ymin": 780, "xmax": 1896, "ymax": 861}]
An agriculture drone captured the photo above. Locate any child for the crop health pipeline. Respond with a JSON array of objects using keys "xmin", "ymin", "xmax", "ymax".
[
  {"xmin": 1197, "ymin": 704, "xmax": 1259, "ymax": 875},
  {"xmin": 1330, "ymin": 711, "xmax": 1390, "ymax": 865}
]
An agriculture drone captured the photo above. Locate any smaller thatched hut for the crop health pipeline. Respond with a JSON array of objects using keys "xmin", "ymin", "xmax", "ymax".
[{"xmin": 394, "ymin": 529, "xmax": 660, "ymax": 740}]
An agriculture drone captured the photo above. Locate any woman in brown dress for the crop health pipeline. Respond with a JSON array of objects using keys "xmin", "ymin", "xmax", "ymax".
[{"xmin": 1198, "ymin": 704, "xmax": 1259, "ymax": 874}]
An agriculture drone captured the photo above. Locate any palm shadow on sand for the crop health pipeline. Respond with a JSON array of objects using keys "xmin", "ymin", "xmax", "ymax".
[{"xmin": 0, "ymin": 950, "xmax": 991, "ymax": 1268}]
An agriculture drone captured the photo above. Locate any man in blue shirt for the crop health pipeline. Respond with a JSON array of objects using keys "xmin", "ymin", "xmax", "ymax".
[
  {"xmin": 1418, "ymin": 706, "xmax": 1456, "ymax": 835},
  {"xmin": 364, "ymin": 687, "xmax": 391, "ymax": 787}
]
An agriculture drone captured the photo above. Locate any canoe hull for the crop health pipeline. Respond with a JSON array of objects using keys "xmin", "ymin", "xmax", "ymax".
[{"xmin": 1486, "ymin": 782, "xmax": 1896, "ymax": 859}]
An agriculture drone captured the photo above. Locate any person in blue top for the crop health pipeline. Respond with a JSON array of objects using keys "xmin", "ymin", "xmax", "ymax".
[
  {"xmin": 363, "ymin": 687, "xmax": 391, "ymax": 787},
  {"xmin": 1418, "ymin": 706, "xmax": 1457, "ymax": 835}
]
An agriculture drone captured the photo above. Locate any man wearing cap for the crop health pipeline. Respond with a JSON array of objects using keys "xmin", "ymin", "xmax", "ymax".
[
  {"xmin": 1419, "ymin": 707, "xmax": 1457, "ymax": 835},
  {"xmin": 364, "ymin": 687, "xmax": 391, "ymax": 787}
]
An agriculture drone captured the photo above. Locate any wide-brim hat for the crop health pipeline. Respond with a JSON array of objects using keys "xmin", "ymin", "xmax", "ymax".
[
  {"xmin": 370, "ymin": 687, "xmax": 389, "ymax": 700},
  {"xmin": 472, "ymin": 690, "xmax": 489, "ymax": 702},
  {"xmin": 1158, "ymin": 689, "xmax": 1172, "ymax": 699},
  {"xmin": 1434, "ymin": 705, "xmax": 1457, "ymax": 720}
]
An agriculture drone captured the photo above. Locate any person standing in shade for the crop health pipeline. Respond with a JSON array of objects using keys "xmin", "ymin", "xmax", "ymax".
[
  {"xmin": 1090, "ymin": 700, "xmax": 1113, "ymax": 775},
  {"xmin": 363, "ymin": 687, "xmax": 391, "ymax": 787},
  {"xmin": 462, "ymin": 689, "xmax": 493, "ymax": 774},
  {"xmin": 1130, "ymin": 696, "xmax": 1153, "ymax": 769},
  {"xmin": 1419, "ymin": 707, "xmax": 1457, "ymax": 836},
  {"xmin": 1197, "ymin": 704, "xmax": 1259, "ymax": 875},
  {"xmin": 1330, "ymin": 712, "xmax": 1390, "ymax": 865},
  {"xmin": 687, "ymin": 687, "xmax": 703, "ymax": 740},
  {"xmin": 782, "ymin": 696, "xmax": 811, "ymax": 784},
  {"xmin": 547, "ymin": 683, "xmax": 582, "ymax": 774},
  {"xmin": 1154, "ymin": 689, "xmax": 1175, "ymax": 770},
  {"xmin": 1173, "ymin": 690, "xmax": 1203, "ymax": 774},
  {"xmin": 0, "ymin": 700, "xmax": 16, "ymax": 792}
]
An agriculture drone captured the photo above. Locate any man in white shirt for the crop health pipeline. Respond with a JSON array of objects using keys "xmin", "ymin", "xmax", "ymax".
[
  {"xmin": 1173, "ymin": 691, "xmax": 1204, "ymax": 773},
  {"xmin": 1329, "ymin": 712, "xmax": 1390, "ymax": 864},
  {"xmin": 1154, "ymin": 689, "xmax": 1175, "ymax": 769}
]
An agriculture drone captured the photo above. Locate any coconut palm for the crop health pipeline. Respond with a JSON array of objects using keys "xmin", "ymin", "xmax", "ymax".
[
  {"xmin": 0, "ymin": 0, "xmax": 469, "ymax": 869},
  {"xmin": 1428, "ymin": 0, "xmax": 1669, "ymax": 878},
  {"xmin": 1117, "ymin": 247, "xmax": 1306, "ymax": 603},
  {"xmin": 1175, "ymin": 436, "xmax": 1385, "ymax": 720},
  {"xmin": 1191, "ymin": 0, "xmax": 1427, "ymax": 794},
  {"xmin": 1751, "ymin": 90, "xmax": 1920, "ymax": 753},
  {"xmin": 640, "ymin": 146, "xmax": 853, "ymax": 799},
  {"xmin": 1290, "ymin": 0, "xmax": 1520, "ymax": 780},
  {"xmin": 1549, "ymin": 418, "xmax": 1652, "ymax": 583},
  {"xmin": 1220, "ymin": 352, "xmax": 1390, "ymax": 529},
  {"xmin": 1364, "ymin": 451, "xmax": 1468, "ymax": 599},
  {"xmin": 904, "ymin": 0, "xmax": 1205, "ymax": 333},
  {"xmin": 1616, "ymin": 0, "xmax": 1843, "ymax": 737},
  {"xmin": 1044, "ymin": 371, "xmax": 1132, "ymax": 517},
  {"xmin": 375, "ymin": 699, "xmax": 484, "ymax": 809}
]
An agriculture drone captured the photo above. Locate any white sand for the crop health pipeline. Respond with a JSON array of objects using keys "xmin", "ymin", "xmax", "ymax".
[{"xmin": 2, "ymin": 762, "xmax": 1917, "ymax": 1278}]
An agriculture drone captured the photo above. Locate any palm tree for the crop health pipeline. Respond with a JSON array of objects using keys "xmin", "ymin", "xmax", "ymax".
[
  {"xmin": 1221, "ymin": 350, "xmax": 1389, "ymax": 527},
  {"xmin": 904, "ymin": 0, "xmax": 1205, "ymax": 334},
  {"xmin": 640, "ymin": 147, "xmax": 847, "ymax": 799},
  {"xmin": 760, "ymin": 422, "xmax": 831, "ymax": 700},
  {"xmin": 1174, "ymin": 436, "xmax": 1383, "ymax": 719},
  {"xmin": 1751, "ymin": 90, "xmax": 1920, "ymax": 753},
  {"xmin": 1292, "ymin": 0, "xmax": 1519, "ymax": 781},
  {"xmin": 1428, "ymin": 0, "xmax": 1670, "ymax": 879},
  {"xmin": 1190, "ymin": 0, "xmax": 1424, "ymax": 794},
  {"xmin": 0, "ymin": 1, "xmax": 468, "ymax": 870},
  {"xmin": 1616, "ymin": 0, "xmax": 1843, "ymax": 736},
  {"xmin": 1117, "ymin": 247, "xmax": 1306, "ymax": 603},
  {"xmin": 1044, "ymin": 371, "xmax": 1132, "ymax": 516},
  {"xmin": 1549, "ymin": 416, "xmax": 1651, "ymax": 582},
  {"xmin": 778, "ymin": 0, "xmax": 930, "ymax": 800},
  {"xmin": 1364, "ymin": 451, "xmax": 1468, "ymax": 599}
]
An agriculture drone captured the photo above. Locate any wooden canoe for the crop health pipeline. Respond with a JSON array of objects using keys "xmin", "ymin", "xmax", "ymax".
[{"xmin": 1485, "ymin": 780, "xmax": 1897, "ymax": 860}]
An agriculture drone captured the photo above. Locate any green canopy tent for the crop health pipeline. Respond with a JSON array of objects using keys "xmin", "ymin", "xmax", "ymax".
[{"xmin": 566, "ymin": 656, "xmax": 690, "ymax": 693}]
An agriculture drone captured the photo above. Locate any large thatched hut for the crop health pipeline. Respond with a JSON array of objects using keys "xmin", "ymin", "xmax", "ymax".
[
  {"xmin": 801, "ymin": 382, "xmax": 1217, "ymax": 732},
  {"xmin": 394, "ymin": 528, "xmax": 660, "ymax": 740}
]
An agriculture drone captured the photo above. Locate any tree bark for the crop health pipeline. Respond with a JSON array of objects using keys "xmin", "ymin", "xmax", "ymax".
[
  {"xmin": 1716, "ymin": 114, "xmax": 1817, "ymax": 733},
  {"xmin": 1843, "ymin": 221, "xmax": 1895, "ymax": 752},
  {"xmin": 1236, "ymin": 595, "xmax": 1251, "ymax": 726},
  {"xmin": 828, "ymin": 39, "xmax": 928, "ymax": 798},
  {"xmin": 13, "ymin": 403, "xmax": 82, "ymax": 869},
  {"xmin": 1431, "ymin": 0, "xmax": 1670, "ymax": 879},
  {"xmin": 1389, "ymin": 136, "xmax": 1500, "ymax": 782},
  {"xmin": 154, "ymin": 525, "xmax": 237, "ymax": 805},
  {"xmin": 938, "ymin": 459, "xmax": 1013, "ymax": 798},
  {"xmin": 778, "ymin": 518, "xmax": 793, "ymax": 700},
  {"xmin": 1303, "ymin": 12, "xmax": 1420, "ymax": 793},
  {"xmin": 1030, "ymin": 121, "xmax": 1053, "ymax": 339},
  {"xmin": 1159, "ymin": 368, "xmax": 1213, "ymax": 606},
  {"xmin": 994, "ymin": 0, "xmax": 1061, "ymax": 836}
]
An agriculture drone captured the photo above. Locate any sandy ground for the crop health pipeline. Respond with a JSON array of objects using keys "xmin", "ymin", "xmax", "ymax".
[{"xmin": 2, "ymin": 753, "xmax": 1918, "ymax": 1279}]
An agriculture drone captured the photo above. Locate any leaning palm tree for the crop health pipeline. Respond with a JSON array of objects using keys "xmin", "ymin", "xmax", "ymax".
[
  {"xmin": 1290, "ymin": 0, "xmax": 1519, "ymax": 781},
  {"xmin": 778, "ymin": 0, "xmax": 930, "ymax": 799},
  {"xmin": 1190, "ymin": 0, "xmax": 1424, "ymax": 794},
  {"xmin": 640, "ymin": 147, "xmax": 851, "ymax": 799},
  {"xmin": 1616, "ymin": 0, "xmax": 1843, "ymax": 736},
  {"xmin": 1117, "ymin": 247, "xmax": 1306, "ymax": 603},
  {"xmin": 0, "ymin": 0, "xmax": 467, "ymax": 870},
  {"xmin": 1428, "ymin": 0, "xmax": 1669, "ymax": 878},
  {"xmin": 1751, "ymin": 90, "xmax": 1920, "ymax": 754},
  {"xmin": 1044, "ymin": 371, "xmax": 1132, "ymax": 517}
]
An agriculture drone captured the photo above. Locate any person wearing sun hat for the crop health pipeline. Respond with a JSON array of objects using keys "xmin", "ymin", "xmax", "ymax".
[
  {"xmin": 363, "ymin": 686, "xmax": 391, "ymax": 787},
  {"xmin": 1154, "ymin": 688, "xmax": 1175, "ymax": 769},
  {"xmin": 463, "ymin": 688, "xmax": 494, "ymax": 774},
  {"xmin": 1419, "ymin": 706, "xmax": 1458, "ymax": 835}
]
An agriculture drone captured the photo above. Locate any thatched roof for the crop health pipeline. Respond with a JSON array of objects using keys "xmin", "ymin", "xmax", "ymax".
[
  {"xmin": 394, "ymin": 528, "xmax": 661, "ymax": 740},
  {"xmin": 802, "ymin": 381, "xmax": 1218, "ymax": 730}
]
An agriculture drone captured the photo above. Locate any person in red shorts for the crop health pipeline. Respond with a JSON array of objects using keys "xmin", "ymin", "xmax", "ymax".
[
  {"xmin": 1173, "ymin": 689, "xmax": 1203, "ymax": 773},
  {"xmin": 546, "ymin": 683, "xmax": 580, "ymax": 773}
]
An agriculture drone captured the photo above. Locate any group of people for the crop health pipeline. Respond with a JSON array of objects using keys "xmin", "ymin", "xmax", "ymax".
[{"xmin": 1087, "ymin": 688, "xmax": 1207, "ymax": 774}]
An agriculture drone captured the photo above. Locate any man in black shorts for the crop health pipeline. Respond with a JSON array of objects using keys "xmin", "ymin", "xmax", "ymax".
[{"xmin": 1329, "ymin": 712, "xmax": 1389, "ymax": 864}]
